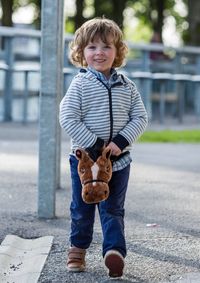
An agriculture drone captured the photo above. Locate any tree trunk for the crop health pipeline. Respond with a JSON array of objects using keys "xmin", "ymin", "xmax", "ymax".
[
  {"xmin": 34, "ymin": 0, "xmax": 41, "ymax": 29},
  {"xmin": 74, "ymin": 0, "xmax": 85, "ymax": 30},
  {"xmin": 0, "ymin": 0, "xmax": 13, "ymax": 49},
  {"xmin": 1, "ymin": 0, "xmax": 13, "ymax": 27},
  {"xmin": 187, "ymin": 0, "xmax": 200, "ymax": 45},
  {"xmin": 150, "ymin": 0, "xmax": 165, "ymax": 42},
  {"xmin": 111, "ymin": 0, "xmax": 126, "ymax": 30},
  {"xmin": 94, "ymin": 0, "xmax": 112, "ymax": 19},
  {"xmin": 156, "ymin": 0, "xmax": 164, "ymax": 41}
]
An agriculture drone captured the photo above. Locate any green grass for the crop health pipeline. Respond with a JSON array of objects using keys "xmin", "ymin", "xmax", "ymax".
[{"xmin": 138, "ymin": 129, "xmax": 200, "ymax": 143}]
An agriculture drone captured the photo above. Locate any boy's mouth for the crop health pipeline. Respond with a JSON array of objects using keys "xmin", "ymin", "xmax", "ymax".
[{"xmin": 95, "ymin": 59, "xmax": 105, "ymax": 63}]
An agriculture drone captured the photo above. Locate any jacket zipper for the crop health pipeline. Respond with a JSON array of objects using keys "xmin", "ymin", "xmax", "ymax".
[
  {"xmin": 107, "ymin": 88, "xmax": 113, "ymax": 143},
  {"xmin": 97, "ymin": 79, "xmax": 123, "ymax": 144},
  {"xmin": 108, "ymin": 82, "xmax": 124, "ymax": 143}
]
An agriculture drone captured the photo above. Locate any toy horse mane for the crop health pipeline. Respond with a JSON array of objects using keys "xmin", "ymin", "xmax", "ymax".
[{"xmin": 75, "ymin": 147, "xmax": 112, "ymax": 204}]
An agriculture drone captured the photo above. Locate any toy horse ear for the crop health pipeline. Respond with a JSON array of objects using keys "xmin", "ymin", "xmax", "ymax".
[
  {"xmin": 75, "ymin": 149, "xmax": 83, "ymax": 160},
  {"xmin": 106, "ymin": 149, "xmax": 111, "ymax": 159},
  {"xmin": 75, "ymin": 148, "xmax": 90, "ymax": 161},
  {"xmin": 102, "ymin": 147, "xmax": 112, "ymax": 159}
]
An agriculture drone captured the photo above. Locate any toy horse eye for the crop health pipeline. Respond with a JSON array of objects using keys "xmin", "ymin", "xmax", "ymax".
[
  {"xmin": 106, "ymin": 166, "xmax": 110, "ymax": 172},
  {"xmin": 80, "ymin": 168, "xmax": 85, "ymax": 174}
]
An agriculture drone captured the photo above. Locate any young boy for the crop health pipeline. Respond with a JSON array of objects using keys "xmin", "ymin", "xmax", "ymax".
[{"xmin": 59, "ymin": 17, "xmax": 148, "ymax": 278}]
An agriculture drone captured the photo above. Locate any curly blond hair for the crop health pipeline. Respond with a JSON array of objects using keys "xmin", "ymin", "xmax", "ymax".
[{"xmin": 69, "ymin": 18, "xmax": 128, "ymax": 68}]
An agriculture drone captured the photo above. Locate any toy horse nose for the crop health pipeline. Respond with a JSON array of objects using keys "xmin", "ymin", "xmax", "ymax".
[
  {"xmin": 86, "ymin": 190, "xmax": 93, "ymax": 196},
  {"xmin": 85, "ymin": 188, "xmax": 108, "ymax": 197}
]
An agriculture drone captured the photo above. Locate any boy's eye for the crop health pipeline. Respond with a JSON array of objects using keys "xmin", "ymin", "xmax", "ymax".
[{"xmin": 88, "ymin": 45, "xmax": 96, "ymax": 49}]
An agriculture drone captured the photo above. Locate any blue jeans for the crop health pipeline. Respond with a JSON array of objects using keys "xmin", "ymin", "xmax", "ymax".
[{"xmin": 69, "ymin": 154, "xmax": 130, "ymax": 257}]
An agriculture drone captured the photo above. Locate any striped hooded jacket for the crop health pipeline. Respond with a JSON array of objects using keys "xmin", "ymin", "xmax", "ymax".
[{"xmin": 59, "ymin": 68, "xmax": 148, "ymax": 171}]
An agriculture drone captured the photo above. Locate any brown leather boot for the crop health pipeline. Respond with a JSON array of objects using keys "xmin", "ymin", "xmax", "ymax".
[{"xmin": 67, "ymin": 246, "xmax": 86, "ymax": 272}]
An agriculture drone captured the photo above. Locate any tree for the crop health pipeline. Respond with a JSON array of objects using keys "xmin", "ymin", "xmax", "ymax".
[
  {"xmin": 1, "ymin": 0, "xmax": 13, "ymax": 26},
  {"xmin": 94, "ymin": 0, "xmax": 113, "ymax": 20},
  {"xmin": 186, "ymin": 0, "xmax": 200, "ymax": 45},
  {"xmin": 29, "ymin": 0, "xmax": 41, "ymax": 29},
  {"xmin": 1, "ymin": 0, "xmax": 200, "ymax": 46},
  {"xmin": 0, "ymin": 0, "xmax": 41, "ymax": 28},
  {"xmin": 74, "ymin": 0, "xmax": 85, "ymax": 30},
  {"xmin": 111, "ymin": 0, "xmax": 127, "ymax": 29},
  {"xmin": 70, "ymin": 0, "xmax": 128, "ymax": 31},
  {"xmin": 149, "ymin": 0, "xmax": 165, "ymax": 40},
  {"xmin": 126, "ymin": 0, "xmax": 177, "ymax": 43},
  {"xmin": 94, "ymin": 0, "xmax": 127, "ymax": 29}
]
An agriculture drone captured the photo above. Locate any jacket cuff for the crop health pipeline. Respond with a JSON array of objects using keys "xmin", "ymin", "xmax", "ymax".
[
  {"xmin": 85, "ymin": 137, "xmax": 104, "ymax": 162},
  {"xmin": 94, "ymin": 137, "xmax": 104, "ymax": 150},
  {"xmin": 112, "ymin": 134, "xmax": 129, "ymax": 151}
]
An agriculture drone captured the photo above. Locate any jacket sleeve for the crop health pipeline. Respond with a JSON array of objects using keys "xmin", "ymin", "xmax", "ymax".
[
  {"xmin": 59, "ymin": 76, "xmax": 101, "ymax": 148},
  {"xmin": 112, "ymin": 80, "xmax": 148, "ymax": 150}
]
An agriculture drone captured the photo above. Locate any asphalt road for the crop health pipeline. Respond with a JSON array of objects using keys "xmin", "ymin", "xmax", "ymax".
[{"xmin": 0, "ymin": 122, "xmax": 200, "ymax": 283}]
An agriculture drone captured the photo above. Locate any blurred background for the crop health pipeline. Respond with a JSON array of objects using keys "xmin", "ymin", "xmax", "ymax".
[
  {"xmin": 1, "ymin": 0, "xmax": 199, "ymax": 46},
  {"xmin": 0, "ymin": 0, "xmax": 200, "ymax": 124}
]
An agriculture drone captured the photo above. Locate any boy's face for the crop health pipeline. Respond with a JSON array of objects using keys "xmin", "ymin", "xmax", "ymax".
[{"xmin": 83, "ymin": 35, "xmax": 116, "ymax": 78}]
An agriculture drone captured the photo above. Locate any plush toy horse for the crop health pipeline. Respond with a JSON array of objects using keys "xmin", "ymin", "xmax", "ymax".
[{"xmin": 75, "ymin": 147, "xmax": 112, "ymax": 204}]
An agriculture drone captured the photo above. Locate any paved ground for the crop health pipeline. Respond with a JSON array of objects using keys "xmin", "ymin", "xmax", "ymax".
[{"xmin": 0, "ymin": 122, "xmax": 200, "ymax": 283}]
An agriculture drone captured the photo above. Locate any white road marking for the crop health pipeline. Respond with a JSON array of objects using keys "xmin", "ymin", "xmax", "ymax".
[{"xmin": 0, "ymin": 234, "xmax": 53, "ymax": 283}]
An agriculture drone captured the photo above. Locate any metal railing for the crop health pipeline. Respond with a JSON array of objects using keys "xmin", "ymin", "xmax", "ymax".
[{"xmin": 1, "ymin": 26, "xmax": 200, "ymax": 124}]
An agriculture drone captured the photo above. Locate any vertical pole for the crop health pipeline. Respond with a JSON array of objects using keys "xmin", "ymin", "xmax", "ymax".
[
  {"xmin": 159, "ymin": 80, "xmax": 165, "ymax": 124},
  {"xmin": 23, "ymin": 71, "xmax": 29, "ymax": 124},
  {"xmin": 142, "ymin": 77, "xmax": 152, "ymax": 120},
  {"xmin": 195, "ymin": 82, "xmax": 200, "ymax": 121},
  {"xmin": 177, "ymin": 80, "xmax": 184, "ymax": 123},
  {"xmin": 142, "ymin": 50, "xmax": 150, "ymax": 72},
  {"xmin": 142, "ymin": 51, "xmax": 152, "ymax": 120},
  {"xmin": 38, "ymin": 0, "xmax": 64, "ymax": 218},
  {"xmin": 195, "ymin": 57, "xmax": 200, "ymax": 121},
  {"xmin": 4, "ymin": 37, "xmax": 14, "ymax": 121}
]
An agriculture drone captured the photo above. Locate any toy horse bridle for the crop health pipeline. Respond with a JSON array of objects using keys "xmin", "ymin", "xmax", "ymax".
[{"xmin": 82, "ymin": 179, "xmax": 108, "ymax": 186}]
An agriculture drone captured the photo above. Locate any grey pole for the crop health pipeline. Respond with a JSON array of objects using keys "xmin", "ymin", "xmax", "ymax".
[
  {"xmin": 38, "ymin": 0, "xmax": 64, "ymax": 218},
  {"xmin": 4, "ymin": 37, "xmax": 14, "ymax": 121}
]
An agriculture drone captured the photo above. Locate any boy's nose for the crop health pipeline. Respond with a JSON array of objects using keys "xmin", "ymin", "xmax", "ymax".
[{"xmin": 96, "ymin": 48, "xmax": 104, "ymax": 54}]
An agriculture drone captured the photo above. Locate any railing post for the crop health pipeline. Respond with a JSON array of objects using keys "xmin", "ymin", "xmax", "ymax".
[
  {"xmin": 141, "ymin": 51, "xmax": 152, "ymax": 119},
  {"xmin": 23, "ymin": 70, "xmax": 29, "ymax": 124},
  {"xmin": 130, "ymin": 71, "xmax": 152, "ymax": 120},
  {"xmin": 38, "ymin": 0, "xmax": 64, "ymax": 218},
  {"xmin": 4, "ymin": 36, "xmax": 14, "ymax": 121},
  {"xmin": 152, "ymin": 73, "xmax": 173, "ymax": 124},
  {"xmin": 159, "ymin": 81, "xmax": 165, "ymax": 124},
  {"xmin": 173, "ymin": 74, "xmax": 191, "ymax": 123},
  {"xmin": 195, "ymin": 82, "xmax": 200, "ymax": 121},
  {"xmin": 177, "ymin": 80, "xmax": 185, "ymax": 123},
  {"xmin": 195, "ymin": 57, "xmax": 200, "ymax": 121},
  {"xmin": 191, "ymin": 75, "xmax": 200, "ymax": 121}
]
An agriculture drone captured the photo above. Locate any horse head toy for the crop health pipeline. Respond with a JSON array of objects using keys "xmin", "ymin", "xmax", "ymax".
[{"xmin": 75, "ymin": 147, "xmax": 112, "ymax": 204}]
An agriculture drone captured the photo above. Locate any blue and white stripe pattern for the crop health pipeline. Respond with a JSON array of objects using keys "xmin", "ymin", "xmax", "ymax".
[{"xmin": 59, "ymin": 68, "xmax": 148, "ymax": 171}]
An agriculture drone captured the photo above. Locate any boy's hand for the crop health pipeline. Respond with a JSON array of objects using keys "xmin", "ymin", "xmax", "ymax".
[{"xmin": 107, "ymin": 142, "xmax": 121, "ymax": 156}]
